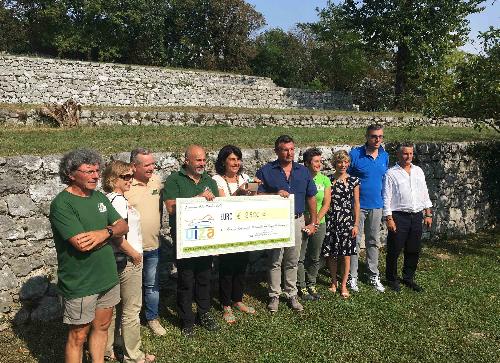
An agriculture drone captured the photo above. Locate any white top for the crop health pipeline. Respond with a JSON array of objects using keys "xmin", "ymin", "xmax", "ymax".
[
  {"xmin": 106, "ymin": 192, "xmax": 143, "ymax": 253},
  {"xmin": 212, "ymin": 173, "xmax": 250, "ymax": 197},
  {"xmin": 382, "ymin": 164, "xmax": 432, "ymax": 217}
]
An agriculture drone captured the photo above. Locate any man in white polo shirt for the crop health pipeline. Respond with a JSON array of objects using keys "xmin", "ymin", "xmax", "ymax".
[{"xmin": 383, "ymin": 143, "xmax": 433, "ymax": 292}]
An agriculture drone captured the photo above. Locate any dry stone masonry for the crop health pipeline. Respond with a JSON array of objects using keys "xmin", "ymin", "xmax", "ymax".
[
  {"xmin": 0, "ymin": 55, "xmax": 354, "ymax": 110},
  {"xmin": 0, "ymin": 141, "xmax": 497, "ymax": 327},
  {"xmin": 0, "ymin": 106, "xmax": 476, "ymax": 128}
]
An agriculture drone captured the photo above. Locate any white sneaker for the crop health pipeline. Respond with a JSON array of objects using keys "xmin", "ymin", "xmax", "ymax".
[
  {"xmin": 349, "ymin": 277, "xmax": 359, "ymax": 292},
  {"xmin": 370, "ymin": 276, "xmax": 385, "ymax": 293}
]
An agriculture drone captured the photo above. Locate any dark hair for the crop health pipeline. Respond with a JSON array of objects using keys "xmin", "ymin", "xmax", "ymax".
[
  {"xmin": 302, "ymin": 148, "xmax": 322, "ymax": 165},
  {"xmin": 59, "ymin": 148, "xmax": 102, "ymax": 185},
  {"xmin": 215, "ymin": 145, "xmax": 243, "ymax": 175},
  {"xmin": 365, "ymin": 124, "xmax": 384, "ymax": 135},
  {"xmin": 398, "ymin": 142, "xmax": 414, "ymax": 152},
  {"xmin": 274, "ymin": 135, "xmax": 294, "ymax": 150}
]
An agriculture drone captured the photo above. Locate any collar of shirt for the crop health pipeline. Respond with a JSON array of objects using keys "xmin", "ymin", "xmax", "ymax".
[
  {"xmin": 362, "ymin": 144, "xmax": 386, "ymax": 159},
  {"xmin": 179, "ymin": 166, "xmax": 211, "ymax": 182},
  {"xmin": 270, "ymin": 159, "xmax": 301, "ymax": 171}
]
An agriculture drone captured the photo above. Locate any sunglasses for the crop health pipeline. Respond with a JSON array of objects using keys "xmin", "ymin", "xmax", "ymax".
[
  {"xmin": 119, "ymin": 174, "xmax": 134, "ymax": 181},
  {"xmin": 369, "ymin": 134, "xmax": 384, "ymax": 139}
]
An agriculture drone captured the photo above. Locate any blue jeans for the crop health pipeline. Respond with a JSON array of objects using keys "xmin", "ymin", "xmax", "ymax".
[{"xmin": 142, "ymin": 248, "xmax": 160, "ymax": 321}]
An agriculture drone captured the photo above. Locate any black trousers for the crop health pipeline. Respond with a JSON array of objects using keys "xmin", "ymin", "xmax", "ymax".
[
  {"xmin": 218, "ymin": 252, "xmax": 249, "ymax": 307},
  {"xmin": 176, "ymin": 256, "xmax": 213, "ymax": 328},
  {"xmin": 385, "ymin": 211, "xmax": 423, "ymax": 282}
]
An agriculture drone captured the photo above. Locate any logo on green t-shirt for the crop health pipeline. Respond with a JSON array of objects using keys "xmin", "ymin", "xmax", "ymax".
[{"xmin": 98, "ymin": 202, "xmax": 107, "ymax": 213}]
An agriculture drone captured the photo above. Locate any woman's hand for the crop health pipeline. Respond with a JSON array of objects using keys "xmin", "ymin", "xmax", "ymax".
[
  {"xmin": 131, "ymin": 252, "xmax": 143, "ymax": 266},
  {"xmin": 351, "ymin": 225, "xmax": 359, "ymax": 238}
]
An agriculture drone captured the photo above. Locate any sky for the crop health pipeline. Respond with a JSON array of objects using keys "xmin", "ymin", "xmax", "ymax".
[{"xmin": 246, "ymin": 0, "xmax": 499, "ymax": 54}]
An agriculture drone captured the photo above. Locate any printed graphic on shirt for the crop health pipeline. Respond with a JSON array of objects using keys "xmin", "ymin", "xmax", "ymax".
[{"xmin": 98, "ymin": 203, "xmax": 107, "ymax": 213}]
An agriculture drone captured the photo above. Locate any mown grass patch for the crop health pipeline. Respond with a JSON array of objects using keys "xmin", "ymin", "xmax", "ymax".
[
  {"xmin": 1, "ymin": 126, "xmax": 498, "ymax": 156},
  {"xmin": 3, "ymin": 231, "xmax": 499, "ymax": 363}
]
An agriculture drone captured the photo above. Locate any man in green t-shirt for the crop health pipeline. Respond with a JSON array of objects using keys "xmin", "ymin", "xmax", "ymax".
[
  {"xmin": 163, "ymin": 145, "xmax": 219, "ymax": 337},
  {"xmin": 49, "ymin": 149, "xmax": 128, "ymax": 363}
]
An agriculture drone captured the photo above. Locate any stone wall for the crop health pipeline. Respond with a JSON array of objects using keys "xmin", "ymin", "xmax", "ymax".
[
  {"xmin": 0, "ymin": 141, "xmax": 497, "ymax": 327},
  {"xmin": 0, "ymin": 106, "xmax": 476, "ymax": 128},
  {"xmin": 0, "ymin": 55, "xmax": 354, "ymax": 110}
]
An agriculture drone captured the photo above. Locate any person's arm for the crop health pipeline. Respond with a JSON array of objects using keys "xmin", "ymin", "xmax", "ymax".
[
  {"xmin": 420, "ymin": 169, "xmax": 433, "ymax": 228},
  {"xmin": 352, "ymin": 185, "xmax": 360, "ymax": 237},
  {"xmin": 382, "ymin": 174, "xmax": 396, "ymax": 233},
  {"xmin": 69, "ymin": 218, "xmax": 128, "ymax": 252},
  {"xmin": 317, "ymin": 186, "xmax": 331, "ymax": 225},
  {"xmin": 113, "ymin": 237, "xmax": 142, "ymax": 265},
  {"xmin": 304, "ymin": 195, "xmax": 318, "ymax": 235}
]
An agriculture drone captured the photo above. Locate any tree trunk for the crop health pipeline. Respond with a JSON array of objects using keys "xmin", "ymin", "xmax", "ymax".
[{"xmin": 394, "ymin": 41, "xmax": 409, "ymax": 110}]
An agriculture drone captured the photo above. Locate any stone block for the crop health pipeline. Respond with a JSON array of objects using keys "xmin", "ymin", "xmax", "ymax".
[
  {"xmin": 19, "ymin": 276, "xmax": 49, "ymax": 301},
  {"xmin": 0, "ymin": 215, "xmax": 25, "ymax": 240},
  {"xmin": 24, "ymin": 217, "xmax": 52, "ymax": 240},
  {"xmin": 10, "ymin": 257, "xmax": 33, "ymax": 277},
  {"xmin": 30, "ymin": 295, "xmax": 62, "ymax": 322},
  {"xmin": 0, "ymin": 291, "xmax": 13, "ymax": 313},
  {"xmin": 6, "ymin": 156, "xmax": 43, "ymax": 171},
  {"xmin": 0, "ymin": 174, "xmax": 27, "ymax": 196},
  {"xmin": 6, "ymin": 194, "xmax": 36, "ymax": 217},
  {"xmin": 29, "ymin": 178, "xmax": 65, "ymax": 203},
  {"xmin": 0, "ymin": 266, "xmax": 18, "ymax": 291},
  {"xmin": 0, "ymin": 198, "xmax": 7, "ymax": 214}
]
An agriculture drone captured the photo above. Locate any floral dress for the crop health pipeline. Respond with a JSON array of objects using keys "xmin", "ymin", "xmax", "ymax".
[{"xmin": 322, "ymin": 175, "xmax": 360, "ymax": 257}]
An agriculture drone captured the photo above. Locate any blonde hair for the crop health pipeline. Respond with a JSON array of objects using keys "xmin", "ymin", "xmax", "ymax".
[
  {"xmin": 102, "ymin": 160, "xmax": 132, "ymax": 193},
  {"xmin": 332, "ymin": 150, "xmax": 350, "ymax": 166}
]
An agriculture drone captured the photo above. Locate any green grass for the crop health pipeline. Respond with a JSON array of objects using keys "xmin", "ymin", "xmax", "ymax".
[
  {"xmin": 2, "ymin": 231, "xmax": 499, "ymax": 363},
  {"xmin": 1, "ymin": 126, "xmax": 498, "ymax": 156}
]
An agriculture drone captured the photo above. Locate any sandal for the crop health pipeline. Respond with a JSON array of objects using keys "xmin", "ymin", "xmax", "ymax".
[
  {"xmin": 328, "ymin": 282, "xmax": 338, "ymax": 293},
  {"xmin": 223, "ymin": 306, "xmax": 236, "ymax": 324},
  {"xmin": 340, "ymin": 288, "xmax": 350, "ymax": 299},
  {"xmin": 138, "ymin": 353, "xmax": 156, "ymax": 363},
  {"xmin": 233, "ymin": 302, "xmax": 256, "ymax": 314}
]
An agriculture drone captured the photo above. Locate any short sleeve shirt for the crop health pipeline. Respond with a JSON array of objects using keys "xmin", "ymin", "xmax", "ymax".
[
  {"xmin": 162, "ymin": 168, "xmax": 219, "ymax": 239},
  {"xmin": 347, "ymin": 145, "xmax": 389, "ymax": 209},
  {"xmin": 49, "ymin": 190, "xmax": 121, "ymax": 299},
  {"xmin": 310, "ymin": 172, "xmax": 332, "ymax": 224},
  {"xmin": 256, "ymin": 160, "xmax": 317, "ymax": 215}
]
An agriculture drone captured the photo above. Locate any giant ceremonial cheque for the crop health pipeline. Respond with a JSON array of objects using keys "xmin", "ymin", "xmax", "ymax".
[{"xmin": 176, "ymin": 195, "xmax": 295, "ymax": 258}]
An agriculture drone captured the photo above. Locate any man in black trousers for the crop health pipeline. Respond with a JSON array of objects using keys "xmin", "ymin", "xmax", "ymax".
[{"xmin": 382, "ymin": 143, "xmax": 433, "ymax": 292}]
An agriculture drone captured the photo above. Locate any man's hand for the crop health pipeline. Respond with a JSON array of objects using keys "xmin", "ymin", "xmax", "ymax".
[
  {"xmin": 131, "ymin": 252, "xmax": 143, "ymax": 266},
  {"xmin": 351, "ymin": 225, "xmax": 359, "ymax": 238},
  {"xmin": 277, "ymin": 190, "xmax": 290, "ymax": 198},
  {"xmin": 75, "ymin": 230, "xmax": 109, "ymax": 251},
  {"xmin": 386, "ymin": 218, "xmax": 396, "ymax": 233},
  {"xmin": 198, "ymin": 188, "xmax": 215, "ymax": 201},
  {"xmin": 424, "ymin": 216, "xmax": 432, "ymax": 228}
]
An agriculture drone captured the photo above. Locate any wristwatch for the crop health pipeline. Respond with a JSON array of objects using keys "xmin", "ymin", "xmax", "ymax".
[{"xmin": 106, "ymin": 227, "xmax": 113, "ymax": 237}]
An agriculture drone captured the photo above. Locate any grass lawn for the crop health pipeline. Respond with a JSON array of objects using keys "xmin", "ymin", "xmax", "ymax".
[
  {"xmin": 1, "ymin": 125, "xmax": 498, "ymax": 156},
  {"xmin": 2, "ymin": 231, "xmax": 499, "ymax": 363}
]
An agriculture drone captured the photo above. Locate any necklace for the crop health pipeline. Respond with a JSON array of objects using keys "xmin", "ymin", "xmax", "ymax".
[{"xmin": 223, "ymin": 174, "xmax": 241, "ymax": 195}]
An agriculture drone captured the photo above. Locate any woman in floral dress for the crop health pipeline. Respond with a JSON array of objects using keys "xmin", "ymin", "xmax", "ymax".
[{"xmin": 322, "ymin": 150, "xmax": 360, "ymax": 298}]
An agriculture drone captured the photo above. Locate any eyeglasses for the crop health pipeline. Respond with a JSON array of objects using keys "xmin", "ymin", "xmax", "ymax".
[
  {"xmin": 369, "ymin": 134, "xmax": 384, "ymax": 139},
  {"xmin": 77, "ymin": 169, "xmax": 100, "ymax": 176},
  {"xmin": 119, "ymin": 174, "xmax": 134, "ymax": 181}
]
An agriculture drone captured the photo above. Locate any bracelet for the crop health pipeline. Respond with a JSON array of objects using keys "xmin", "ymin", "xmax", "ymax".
[{"xmin": 353, "ymin": 224, "xmax": 359, "ymax": 227}]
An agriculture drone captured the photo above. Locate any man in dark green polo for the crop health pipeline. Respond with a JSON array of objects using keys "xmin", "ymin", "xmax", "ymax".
[{"xmin": 163, "ymin": 145, "xmax": 219, "ymax": 337}]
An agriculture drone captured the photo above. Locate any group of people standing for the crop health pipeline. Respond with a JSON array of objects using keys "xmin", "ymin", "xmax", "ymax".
[{"xmin": 49, "ymin": 124, "xmax": 433, "ymax": 363}]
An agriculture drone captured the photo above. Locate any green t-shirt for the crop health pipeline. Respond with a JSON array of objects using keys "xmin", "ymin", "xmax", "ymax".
[
  {"xmin": 49, "ymin": 190, "xmax": 121, "ymax": 299},
  {"xmin": 162, "ymin": 168, "xmax": 219, "ymax": 238},
  {"xmin": 311, "ymin": 172, "xmax": 332, "ymax": 224}
]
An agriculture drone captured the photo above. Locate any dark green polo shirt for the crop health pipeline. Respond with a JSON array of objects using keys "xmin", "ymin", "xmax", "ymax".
[{"xmin": 162, "ymin": 167, "xmax": 219, "ymax": 238}]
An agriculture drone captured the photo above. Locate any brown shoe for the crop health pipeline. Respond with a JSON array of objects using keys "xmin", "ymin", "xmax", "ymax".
[{"xmin": 147, "ymin": 319, "xmax": 166, "ymax": 336}]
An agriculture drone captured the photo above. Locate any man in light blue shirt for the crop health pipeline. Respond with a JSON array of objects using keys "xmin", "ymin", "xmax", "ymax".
[{"xmin": 347, "ymin": 124, "xmax": 389, "ymax": 292}]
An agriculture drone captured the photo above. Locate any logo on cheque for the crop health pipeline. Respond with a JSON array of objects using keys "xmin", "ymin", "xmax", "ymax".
[{"xmin": 185, "ymin": 215, "xmax": 215, "ymax": 241}]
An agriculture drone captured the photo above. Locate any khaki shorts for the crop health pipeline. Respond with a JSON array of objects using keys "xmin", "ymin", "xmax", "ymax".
[{"xmin": 62, "ymin": 284, "xmax": 120, "ymax": 325}]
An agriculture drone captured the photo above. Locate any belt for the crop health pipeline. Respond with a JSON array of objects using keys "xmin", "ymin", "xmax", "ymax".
[
  {"xmin": 393, "ymin": 210, "xmax": 422, "ymax": 215},
  {"xmin": 294, "ymin": 213, "xmax": 304, "ymax": 219}
]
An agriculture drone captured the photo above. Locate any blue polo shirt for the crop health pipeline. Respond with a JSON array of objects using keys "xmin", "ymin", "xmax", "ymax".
[
  {"xmin": 256, "ymin": 160, "xmax": 317, "ymax": 215},
  {"xmin": 348, "ymin": 145, "xmax": 389, "ymax": 209}
]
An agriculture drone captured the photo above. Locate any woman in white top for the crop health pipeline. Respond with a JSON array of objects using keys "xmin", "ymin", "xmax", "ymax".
[
  {"xmin": 102, "ymin": 160, "xmax": 155, "ymax": 363},
  {"xmin": 213, "ymin": 145, "xmax": 259, "ymax": 324}
]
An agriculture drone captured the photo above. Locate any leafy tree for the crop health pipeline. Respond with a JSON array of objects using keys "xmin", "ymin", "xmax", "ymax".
[
  {"xmin": 164, "ymin": 0, "xmax": 265, "ymax": 72},
  {"xmin": 329, "ymin": 0, "xmax": 485, "ymax": 110}
]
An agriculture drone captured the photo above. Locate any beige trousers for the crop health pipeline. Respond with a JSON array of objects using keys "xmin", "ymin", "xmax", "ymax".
[{"xmin": 106, "ymin": 261, "xmax": 145, "ymax": 363}]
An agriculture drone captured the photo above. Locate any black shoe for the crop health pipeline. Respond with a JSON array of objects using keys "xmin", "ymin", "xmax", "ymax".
[
  {"xmin": 307, "ymin": 286, "xmax": 322, "ymax": 300},
  {"xmin": 402, "ymin": 280, "xmax": 423, "ymax": 292},
  {"xmin": 387, "ymin": 280, "xmax": 401, "ymax": 292},
  {"xmin": 299, "ymin": 287, "xmax": 315, "ymax": 301},
  {"xmin": 198, "ymin": 312, "xmax": 220, "ymax": 331},
  {"xmin": 181, "ymin": 325, "xmax": 195, "ymax": 338}
]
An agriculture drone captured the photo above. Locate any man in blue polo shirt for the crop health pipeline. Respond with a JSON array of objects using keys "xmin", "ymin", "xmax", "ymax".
[
  {"xmin": 257, "ymin": 135, "xmax": 317, "ymax": 313},
  {"xmin": 348, "ymin": 124, "xmax": 389, "ymax": 293}
]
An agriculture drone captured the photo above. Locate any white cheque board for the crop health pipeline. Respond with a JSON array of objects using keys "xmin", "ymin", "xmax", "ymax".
[{"xmin": 176, "ymin": 195, "xmax": 295, "ymax": 259}]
